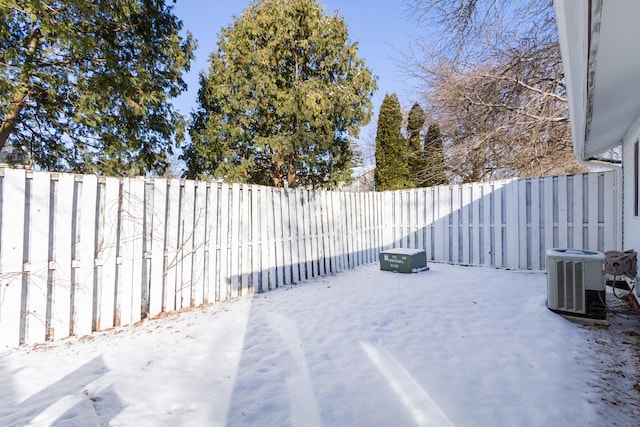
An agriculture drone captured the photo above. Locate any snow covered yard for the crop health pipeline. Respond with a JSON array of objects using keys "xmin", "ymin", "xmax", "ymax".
[{"xmin": 0, "ymin": 263, "xmax": 638, "ymax": 426}]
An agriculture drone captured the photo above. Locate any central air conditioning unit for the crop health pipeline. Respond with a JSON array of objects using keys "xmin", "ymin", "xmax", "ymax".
[{"xmin": 546, "ymin": 249, "xmax": 607, "ymax": 321}]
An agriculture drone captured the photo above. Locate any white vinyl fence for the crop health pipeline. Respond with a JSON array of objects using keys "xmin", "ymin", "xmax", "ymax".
[
  {"xmin": 386, "ymin": 171, "xmax": 620, "ymax": 270},
  {"xmin": 0, "ymin": 167, "xmax": 619, "ymax": 347}
]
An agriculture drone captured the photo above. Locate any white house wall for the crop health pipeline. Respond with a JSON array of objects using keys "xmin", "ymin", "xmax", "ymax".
[{"xmin": 554, "ymin": 0, "xmax": 638, "ymax": 296}]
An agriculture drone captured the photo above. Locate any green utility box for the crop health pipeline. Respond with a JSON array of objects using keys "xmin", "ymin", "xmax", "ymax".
[{"xmin": 379, "ymin": 248, "xmax": 428, "ymax": 273}]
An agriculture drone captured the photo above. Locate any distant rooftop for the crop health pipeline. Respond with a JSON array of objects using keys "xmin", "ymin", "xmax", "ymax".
[{"xmin": 352, "ymin": 164, "xmax": 375, "ymax": 178}]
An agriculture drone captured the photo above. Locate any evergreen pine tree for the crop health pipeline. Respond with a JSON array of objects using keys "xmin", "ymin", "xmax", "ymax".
[
  {"xmin": 184, "ymin": 0, "xmax": 376, "ymax": 188},
  {"xmin": 421, "ymin": 124, "xmax": 448, "ymax": 186},
  {"xmin": 374, "ymin": 93, "xmax": 412, "ymax": 190},
  {"xmin": 407, "ymin": 103, "xmax": 427, "ymax": 186},
  {"xmin": 1, "ymin": 1, "xmax": 196, "ymax": 175}
]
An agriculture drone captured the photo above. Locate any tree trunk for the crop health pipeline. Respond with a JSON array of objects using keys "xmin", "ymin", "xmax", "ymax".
[
  {"xmin": 0, "ymin": 88, "xmax": 31, "ymax": 150},
  {"xmin": 0, "ymin": 27, "xmax": 41, "ymax": 151},
  {"xmin": 286, "ymin": 168, "xmax": 297, "ymax": 188},
  {"xmin": 286, "ymin": 153, "xmax": 298, "ymax": 188}
]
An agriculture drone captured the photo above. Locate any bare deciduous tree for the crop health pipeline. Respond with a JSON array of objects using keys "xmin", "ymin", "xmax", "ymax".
[{"xmin": 405, "ymin": 0, "xmax": 587, "ymax": 183}]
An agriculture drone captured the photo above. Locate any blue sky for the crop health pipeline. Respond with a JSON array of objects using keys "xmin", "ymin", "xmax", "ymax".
[{"xmin": 172, "ymin": 0, "xmax": 422, "ymax": 152}]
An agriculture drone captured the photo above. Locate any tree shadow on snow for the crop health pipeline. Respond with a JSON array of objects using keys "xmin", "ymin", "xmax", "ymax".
[{"xmin": 0, "ymin": 355, "xmax": 124, "ymax": 426}]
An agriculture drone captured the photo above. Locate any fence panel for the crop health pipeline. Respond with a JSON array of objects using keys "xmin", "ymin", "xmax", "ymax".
[
  {"xmin": 321, "ymin": 191, "xmax": 332, "ymax": 274},
  {"xmin": 26, "ymin": 172, "xmax": 51, "ymax": 344},
  {"xmin": 118, "ymin": 178, "xmax": 144, "ymax": 326},
  {"xmin": 228, "ymin": 184, "xmax": 240, "ymax": 297},
  {"xmin": 461, "ymin": 185, "xmax": 471, "ymax": 264},
  {"xmin": 192, "ymin": 182, "xmax": 207, "ymax": 305},
  {"xmin": 118, "ymin": 179, "xmax": 134, "ymax": 326},
  {"xmin": 543, "ymin": 176, "xmax": 555, "ymax": 266},
  {"xmin": 603, "ymin": 171, "xmax": 618, "ymax": 251},
  {"xmin": 274, "ymin": 188, "xmax": 285, "ymax": 286},
  {"xmin": 265, "ymin": 187, "xmax": 276, "ymax": 290},
  {"xmin": 480, "ymin": 183, "xmax": 491, "ymax": 266},
  {"xmin": 442, "ymin": 186, "xmax": 453, "ymax": 262},
  {"xmin": 163, "ymin": 179, "xmax": 179, "ymax": 311},
  {"xmin": 343, "ymin": 192, "xmax": 355, "ymax": 268},
  {"xmin": 288, "ymin": 189, "xmax": 301, "ymax": 283},
  {"xmin": 587, "ymin": 173, "xmax": 599, "ymax": 250},
  {"xmin": 50, "ymin": 174, "xmax": 74, "ymax": 339},
  {"xmin": 517, "ymin": 179, "xmax": 528, "ymax": 269},
  {"xmin": 130, "ymin": 178, "xmax": 145, "ymax": 323},
  {"xmin": 218, "ymin": 184, "xmax": 230, "ymax": 300},
  {"xmin": 250, "ymin": 186, "xmax": 261, "ymax": 292},
  {"xmin": 493, "ymin": 182, "xmax": 504, "ymax": 267},
  {"xmin": 0, "ymin": 169, "xmax": 26, "ymax": 347},
  {"xmin": 149, "ymin": 179, "xmax": 166, "ymax": 316},
  {"xmin": 301, "ymin": 190, "xmax": 313, "ymax": 279},
  {"xmin": 531, "ymin": 178, "xmax": 542, "ymax": 270},
  {"xmin": 471, "ymin": 184, "xmax": 481, "ymax": 266}
]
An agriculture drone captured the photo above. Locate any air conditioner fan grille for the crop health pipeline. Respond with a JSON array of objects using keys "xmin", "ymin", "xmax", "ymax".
[{"xmin": 555, "ymin": 260, "xmax": 584, "ymax": 312}]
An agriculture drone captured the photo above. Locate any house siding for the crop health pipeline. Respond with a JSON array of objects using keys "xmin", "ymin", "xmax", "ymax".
[{"xmin": 622, "ymin": 130, "xmax": 640, "ymax": 296}]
